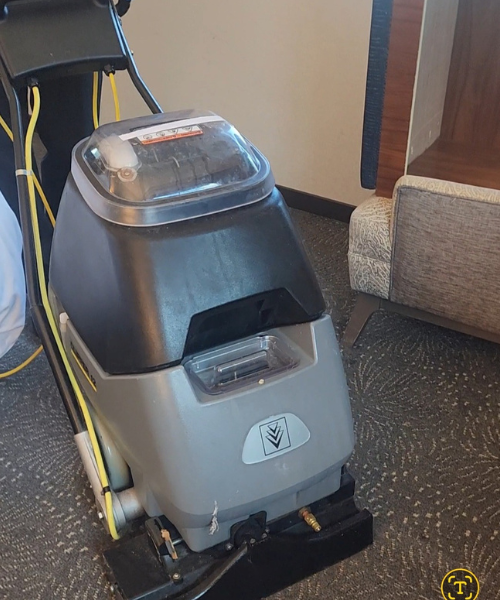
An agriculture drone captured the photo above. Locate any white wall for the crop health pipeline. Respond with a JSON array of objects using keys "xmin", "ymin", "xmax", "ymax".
[
  {"xmin": 102, "ymin": 0, "xmax": 374, "ymax": 206},
  {"xmin": 408, "ymin": 0, "xmax": 459, "ymax": 163}
]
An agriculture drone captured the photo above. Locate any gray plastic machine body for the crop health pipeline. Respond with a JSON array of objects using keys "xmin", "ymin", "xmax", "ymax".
[{"xmin": 54, "ymin": 301, "xmax": 354, "ymax": 552}]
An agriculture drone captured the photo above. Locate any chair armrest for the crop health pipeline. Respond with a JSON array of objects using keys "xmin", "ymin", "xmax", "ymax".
[
  {"xmin": 390, "ymin": 175, "xmax": 500, "ymax": 334},
  {"xmin": 392, "ymin": 175, "xmax": 500, "ymax": 231}
]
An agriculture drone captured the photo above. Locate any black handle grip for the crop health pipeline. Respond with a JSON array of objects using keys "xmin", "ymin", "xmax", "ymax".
[{"xmin": 115, "ymin": 0, "xmax": 131, "ymax": 17}]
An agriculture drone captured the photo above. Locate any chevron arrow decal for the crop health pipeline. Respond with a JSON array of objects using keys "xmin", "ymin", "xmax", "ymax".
[
  {"xmin": 242, "ymin": 413, "xmax": 309, "ymax": 464},
  {"xmin": 265, "ymin": 423, "xmax": 285, "ymax": 449}
]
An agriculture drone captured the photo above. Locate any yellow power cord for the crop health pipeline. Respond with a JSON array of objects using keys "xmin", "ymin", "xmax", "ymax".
[
  {"xmin": 1, "ymin": 66, "xmax": 100, "ymax": 378},
  {"xmin": 0, "ymin": 111, "xmax": 56, "ymax": 380},
  {"xmin": 108, "ymin": 72, "xmax": 121, "ymax": 121},
  {"xmin": 24, "ymin": 86, "xmax": 119, "ymax": 540},
  {"xmin": 0, "ymin": 114, "xmax": 55, "ymax": 227},
  {"xmin": 92, "ymin": 72, "xmax": 100, "ymax": 130},
  {"xmin": 0, "ymin": 345, "xmax": 43, "ymax": 380}
]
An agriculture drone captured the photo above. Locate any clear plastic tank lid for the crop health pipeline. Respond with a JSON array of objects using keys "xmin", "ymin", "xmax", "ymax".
[{"xmin": 72, "ymin": 110, "xmax": 275, "ymax": 226}]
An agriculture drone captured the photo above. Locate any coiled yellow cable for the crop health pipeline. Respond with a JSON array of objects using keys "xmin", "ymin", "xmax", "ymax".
[
  {"xmin": 108, "ymin": 72, "xmax": 121, "ymax": 121},
  {"xmin": 24, "ymin": 86, "xmax": 119, "ymax": 540},
  {"xmin": 0, "ymin": 345, "xmax": 43, "ymax": 379}
]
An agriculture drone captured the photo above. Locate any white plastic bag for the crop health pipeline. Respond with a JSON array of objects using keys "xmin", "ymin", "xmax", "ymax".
[{"xmin": 0, "ymin": 191, "xmax": 25, "ymax": 358}]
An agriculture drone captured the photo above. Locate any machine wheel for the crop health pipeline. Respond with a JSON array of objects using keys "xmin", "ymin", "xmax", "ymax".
[{"xmin": 88, "ymin": 406, "xmax": 133, "ymax": 492}]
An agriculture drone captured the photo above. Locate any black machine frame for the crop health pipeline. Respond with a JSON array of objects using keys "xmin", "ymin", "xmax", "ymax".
[{"xmin": 0, "ymin": 0, "xmax": 161, "ymax": 433}]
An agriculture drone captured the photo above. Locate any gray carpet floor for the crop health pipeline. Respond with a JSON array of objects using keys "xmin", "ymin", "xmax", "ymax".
[{"xmin": 1, "ymin": 210, "xmax": 499, "ymax": 600}]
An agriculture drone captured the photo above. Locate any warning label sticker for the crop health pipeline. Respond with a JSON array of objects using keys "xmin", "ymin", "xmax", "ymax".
[
  {"xmin": 138, "ymin": 125, "xmax": 203, "ymax": 145},
  {"xmin": 119, "ymin": 115, "xmax": 224, "ymax": 142}
]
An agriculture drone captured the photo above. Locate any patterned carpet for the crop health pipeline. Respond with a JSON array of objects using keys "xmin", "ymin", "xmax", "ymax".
[{"xmin": 0, "ymin": 210, "xmax": 499, "ymax": 600}]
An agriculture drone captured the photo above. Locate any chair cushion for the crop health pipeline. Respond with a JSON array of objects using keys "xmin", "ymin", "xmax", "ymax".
[{"xmin": 348, "ymin": 195, "xmax": 392, "ymax": 299}]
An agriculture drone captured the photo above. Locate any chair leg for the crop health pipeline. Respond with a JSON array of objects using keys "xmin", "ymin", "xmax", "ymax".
[{"xmin": 342, "ymin": 293, "xmax": 381, "ymax": 351}]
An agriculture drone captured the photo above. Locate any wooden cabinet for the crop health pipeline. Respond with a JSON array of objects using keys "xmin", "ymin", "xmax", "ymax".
[
  {"xmin": 374, "ymin": 0, "xmax": 500, "ymax": 197},
  {"xmin": 376, "ymin": 0, "xmax": 424, "ymax": 198}
]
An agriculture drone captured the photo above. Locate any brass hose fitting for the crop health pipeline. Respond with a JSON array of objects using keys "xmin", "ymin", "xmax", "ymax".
[{"xmin": 299, "ymin": 507, "xmax": 321, "ymax": 532}]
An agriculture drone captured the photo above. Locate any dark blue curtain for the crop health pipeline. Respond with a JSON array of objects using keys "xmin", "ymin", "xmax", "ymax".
[{"xmin": 360, "ymin": 0, "xmax": 393, "ymax": 190}]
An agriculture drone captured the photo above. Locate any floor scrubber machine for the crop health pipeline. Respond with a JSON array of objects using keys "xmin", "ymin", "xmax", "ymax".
[{"xmin": 0, "ymin": 2, "xmax": 372, "ymax": 598}]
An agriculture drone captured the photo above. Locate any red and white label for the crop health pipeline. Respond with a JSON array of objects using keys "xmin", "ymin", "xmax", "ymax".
[
  {"xmin": 138, "ymin": 125, "xmax": 203, "ymax": 144},
  {"xmin": 119, "ymin": 115, "xmax": 224, "ymax": 143}
]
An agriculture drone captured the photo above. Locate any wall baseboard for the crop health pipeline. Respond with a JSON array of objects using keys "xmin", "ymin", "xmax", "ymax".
[{"xmin": 277, "ymin": 185, "xmax": 355, "ymax": 223}]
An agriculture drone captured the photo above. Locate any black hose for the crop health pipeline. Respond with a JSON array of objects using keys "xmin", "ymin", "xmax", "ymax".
[
  {"xmin": 115, "ymin": 0, "xmax": 131, "ymax": 17},
  {"xmin": 0, "ymin": 63, "xmax": 84, "ymax": 434},
  {"xmin": 115, "ymin": 17, "xmax": 163, "ymax": 114},
  {"xmin": 174, "ymin": 544, "xmax": 248, "ymax": 600}
]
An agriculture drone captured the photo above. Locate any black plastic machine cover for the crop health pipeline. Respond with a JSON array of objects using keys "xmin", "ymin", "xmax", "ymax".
[
  {"xmin": 49, "ymin": 111, "xmax": 325, "ymax": 375},
  {"xmin": 0, "ymin": 0, "xmax": 127, "ymax": 86}
]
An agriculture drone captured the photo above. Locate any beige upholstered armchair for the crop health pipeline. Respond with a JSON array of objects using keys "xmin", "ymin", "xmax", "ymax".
[{"xmin": 344, "ymin": 175, "xmax": 500, "ymax": 347}]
